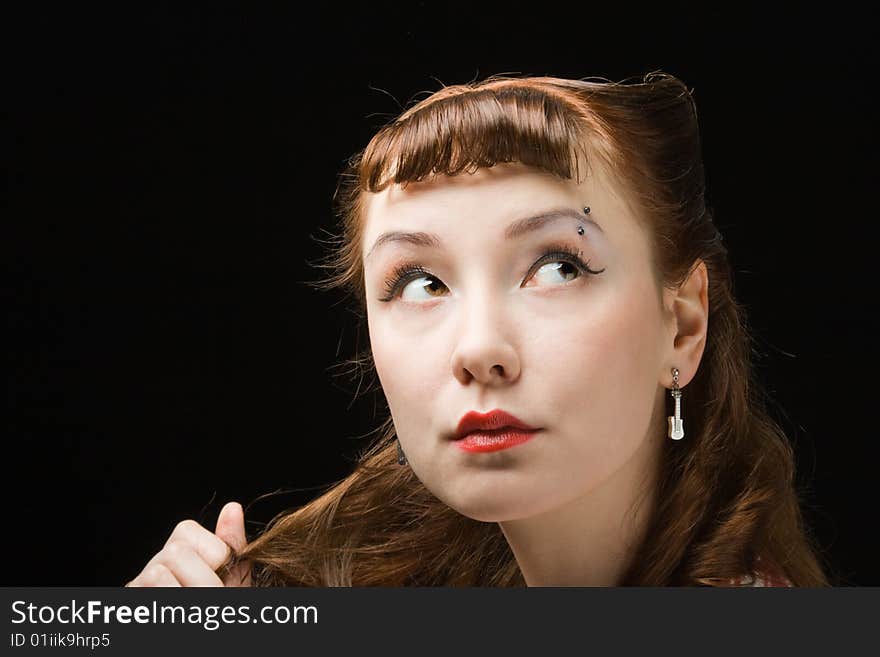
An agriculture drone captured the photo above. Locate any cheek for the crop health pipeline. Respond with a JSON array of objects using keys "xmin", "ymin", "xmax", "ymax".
[
  {"xmin": 528, "ymin": 281, "xmax": 663, "ymax": 450},
  {"xmin": 368, "ymin": 314, "xmax": 404, "ymax": 398},
  {"xmin": 368, "ymin": 311, "xmax": 441, "ymax": 419},
  {"xmin": 531, "ymin": 283, "xmax": 661, "ymax": 376}
]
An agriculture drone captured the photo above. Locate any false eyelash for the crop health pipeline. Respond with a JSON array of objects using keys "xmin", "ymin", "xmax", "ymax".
[
  {"xmin": 532, "ymin": 243, "xmax": 606, "ymax": 279},
  {"xmin": 379, "ymin": 262, "xmax": 434, "ymax": 303},
  {"xmin": 378, "ymin": 243, "xmax": 606, "ymax": 303}
]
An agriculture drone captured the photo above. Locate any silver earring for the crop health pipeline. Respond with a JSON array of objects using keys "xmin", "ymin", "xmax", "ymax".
[
  {"xmin": 667, "ymin": 367, "xmax": 684, "ymax": 440},
  {"xmin": 396, "ymin": 439, "xmax": 408, "ymax": 465}
]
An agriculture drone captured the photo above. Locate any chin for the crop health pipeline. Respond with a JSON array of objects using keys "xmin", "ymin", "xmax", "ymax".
[{"xmin": 443, "ymin": 490, "xmax": 558, "ymax": 523}]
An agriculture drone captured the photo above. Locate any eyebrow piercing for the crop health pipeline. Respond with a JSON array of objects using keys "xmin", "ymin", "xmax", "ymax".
[{"xmin": 576, "ymin": 206, "xmax": 591, "ymax": 234}]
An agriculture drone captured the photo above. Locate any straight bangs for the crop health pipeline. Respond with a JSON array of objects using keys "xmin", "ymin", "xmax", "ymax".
[
  {"xmin": 318, "ymin": 77, "xmax": 627, "ymax": 309},
  {"xmin": 357, "ymin": 81, "xmax": 617, "ymax": 192}
]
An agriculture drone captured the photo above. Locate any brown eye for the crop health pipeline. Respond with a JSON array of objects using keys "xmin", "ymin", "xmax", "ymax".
[
  {"xmin": 400, "ymin": 275, "xmax": 449, "ymax": 301},
  {"xmin": 379, "ymin": 263, "xmax": 448, "ymax": 303},
  {"xmin": 528, "ymin": 261, "xmax": 581, "ymax": 286},
  {"xmin": 523, "ymin": 246, "xmax": 605, "ymax": 289}
]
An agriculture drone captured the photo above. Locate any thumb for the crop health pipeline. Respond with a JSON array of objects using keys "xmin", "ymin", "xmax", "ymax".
[
  {"xmin": 215, "ymin": 501, "xmax": 247, "ymax": 551},
  {"xmin": 214, "ymin": 501, "xmax": 252, "ymax": 586}
]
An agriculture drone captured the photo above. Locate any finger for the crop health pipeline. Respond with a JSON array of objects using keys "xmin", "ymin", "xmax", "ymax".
[
  {"xmin": 214, "ymin": 501, "xmax": 252, "ymax": 587},
  {"xmin": 214, "ymin": 502, "xmax": 247, "ymax": 552},
  {"xmin": 128, "ymin": 563, "xmax": 181, "ymax": 587},
  {"xmin": 165, "ymin": 519, "xmax": 231, "ymax": 571},
  {"xmin": 156, "ymin": 541, "xmax": 225, "ymax": 587}
]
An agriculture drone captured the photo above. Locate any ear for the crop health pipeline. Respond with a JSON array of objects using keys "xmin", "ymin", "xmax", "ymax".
[{"xmin": 663, "ymin": 259, "xmax": 709, "ymax": 388}]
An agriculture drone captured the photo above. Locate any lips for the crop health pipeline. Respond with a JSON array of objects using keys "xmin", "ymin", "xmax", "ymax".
[{"xmin": 454, "ymin": 409, "xmax": 538, "ymax": 440}]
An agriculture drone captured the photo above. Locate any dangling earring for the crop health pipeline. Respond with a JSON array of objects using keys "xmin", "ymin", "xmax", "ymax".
[
  {"xmin": 396, "ymin": 439, "xmax": 408, "ymax": 465},
  {"xmin": 667, "ymin": 367, "xmax": 684, "ymax": 440}
]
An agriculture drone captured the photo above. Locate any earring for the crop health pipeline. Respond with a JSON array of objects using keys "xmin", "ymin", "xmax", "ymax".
[
  {"xmin": 667, "ymin": 367, "xmax": 684, "ymax": 440},
  {"xmin": 396, "ymin": 439, "xmax": 408, "ymax": 466}
]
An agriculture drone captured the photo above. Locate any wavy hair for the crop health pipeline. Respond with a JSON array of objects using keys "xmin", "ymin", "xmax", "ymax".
[{"xmin": 224, "ymin": 71, "xmax": 832, "ymax": 586}]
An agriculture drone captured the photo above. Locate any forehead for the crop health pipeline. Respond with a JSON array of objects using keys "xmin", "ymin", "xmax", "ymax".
[{"xmin": 360, "ymin": 161, "xmax": 642, "ymax": 256}]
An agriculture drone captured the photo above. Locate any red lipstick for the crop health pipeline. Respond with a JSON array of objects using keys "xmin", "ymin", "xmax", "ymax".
[{"xmin": 453, "ymin": 409, "xmax": 540, "ymax": 453}]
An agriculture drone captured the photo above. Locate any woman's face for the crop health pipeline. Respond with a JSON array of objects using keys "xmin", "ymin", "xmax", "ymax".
[{"xmin": 361, "ymin": 162, "xmax": 675, "ymax": 522}]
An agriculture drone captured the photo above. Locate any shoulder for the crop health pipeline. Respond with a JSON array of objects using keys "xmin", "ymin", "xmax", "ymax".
[
  {"xmin": 727, "ymin": 555, "xmax": 793, "ymax": 587},
  {"xmin": 728, "ymin": 571, "xmax": 793, "ymax": 587}
]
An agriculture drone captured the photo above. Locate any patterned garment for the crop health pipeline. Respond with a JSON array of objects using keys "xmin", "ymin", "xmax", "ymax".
[{"xmin": 728, "ymin": 555, "xmax": 793, "ymax": 587}]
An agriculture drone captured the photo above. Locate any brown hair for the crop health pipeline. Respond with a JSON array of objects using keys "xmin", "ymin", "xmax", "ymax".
[{"xmin": 226, "ymin": 71, "xmax": 832, "ymax": 586}]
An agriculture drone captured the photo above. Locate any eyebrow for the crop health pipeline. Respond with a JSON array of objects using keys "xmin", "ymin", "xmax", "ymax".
[{"xmin": 365, "ymin": 207, "xmax": 602, "ymax": 261}]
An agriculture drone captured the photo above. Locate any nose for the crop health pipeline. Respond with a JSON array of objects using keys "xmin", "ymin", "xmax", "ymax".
[{"xmin": 450, "ymin": 295, "xmax": 521, "ymax": 386}]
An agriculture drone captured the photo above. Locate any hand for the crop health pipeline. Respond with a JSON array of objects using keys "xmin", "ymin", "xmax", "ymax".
[{"xmin": 126, "ymin": 501, "xmax": 252, "ymax": 587}]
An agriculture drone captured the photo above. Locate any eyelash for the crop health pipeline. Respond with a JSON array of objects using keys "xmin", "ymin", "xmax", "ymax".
[{"xmin": 377, "ymin": 243, "xmax": 606, "ymax": 303}]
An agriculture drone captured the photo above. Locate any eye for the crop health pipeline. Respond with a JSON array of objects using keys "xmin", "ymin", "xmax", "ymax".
[
  {"xmin": 527, "ymin": 260, "xmax": 581, "ymax": 287},
  {"xmin": 377, "ymin": 245, "xmax": 605, "ymax": 304},
  {"xmin": 378, "ymin": 263, "xmax": 450, "ymax": 303},
  {"xmin": 399, "ymin": 274, "xmax": 449, "ymax": 302},
  {"xmin": 522, "ymin": 245, "xmax": 605, "ymax": 289}
]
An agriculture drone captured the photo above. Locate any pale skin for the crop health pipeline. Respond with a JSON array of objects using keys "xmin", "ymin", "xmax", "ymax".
[
  {"xmin": 129, "ymin": 159, "xmax": 708, "ymax": 587},
  {"xmin": 126, "ymin": 502, "xmax": 251, "ymax": 586},
  {"xmin": 362, "ymin": 161, "xmax": 708, "ymax": 586}
]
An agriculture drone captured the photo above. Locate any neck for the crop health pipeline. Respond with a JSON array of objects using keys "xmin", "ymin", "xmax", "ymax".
[{"xmin": 497, "ymin": 412, "xmax": 662, "ymax": 587}]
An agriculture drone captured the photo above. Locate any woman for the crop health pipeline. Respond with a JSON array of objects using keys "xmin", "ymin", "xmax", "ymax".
[{"xmin": 127, "ymin": 71, "xmax": 830, "ymax": 587}]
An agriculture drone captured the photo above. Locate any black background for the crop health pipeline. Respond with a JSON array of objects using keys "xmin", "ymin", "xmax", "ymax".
[{"xmin": 5, "ymin": 4, "xmax": 876, "ymax": 585}]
